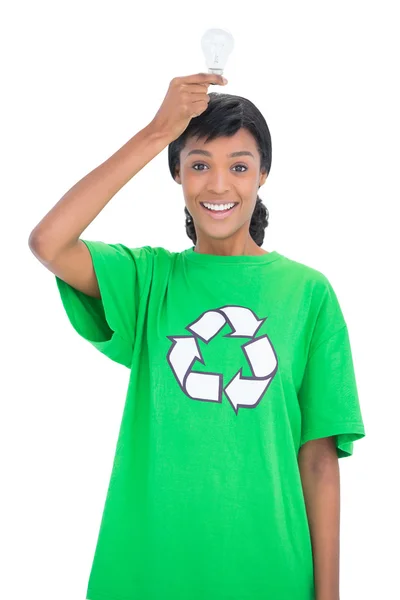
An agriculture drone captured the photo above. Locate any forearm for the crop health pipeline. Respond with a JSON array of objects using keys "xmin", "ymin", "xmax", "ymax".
[
  {"xmin": 28, "ymin": 122, "xmax": 172, "ymax": 261},
  {"xmin": 299, "ymin": 445, "xmax": 340, "ymax": 600}
]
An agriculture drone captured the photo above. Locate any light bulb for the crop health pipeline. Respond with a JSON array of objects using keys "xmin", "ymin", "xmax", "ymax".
[{"xmin": 201, "ymin": 28, "xmax": 234, "ymax": 76}]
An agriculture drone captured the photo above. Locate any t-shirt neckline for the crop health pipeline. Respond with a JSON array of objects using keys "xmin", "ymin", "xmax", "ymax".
[{"xmin": 183, "ymin": 246, "xmax": 282, "ymax": 265}]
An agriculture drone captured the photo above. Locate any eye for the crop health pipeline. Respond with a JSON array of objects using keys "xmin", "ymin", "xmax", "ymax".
[{"xmin": 192, "ymin": 163, "xmax": 248, "ymax": 173}]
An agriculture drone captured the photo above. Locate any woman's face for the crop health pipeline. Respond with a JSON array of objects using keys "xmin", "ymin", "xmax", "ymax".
[{"xmin": 174, "ymin": 128, "xmax": 268, "ymax": 244}]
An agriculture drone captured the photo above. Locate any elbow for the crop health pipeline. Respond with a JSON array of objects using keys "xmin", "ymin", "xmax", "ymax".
[
  {"xmin": 28, "ymin": 229, "xmax": 43, "ymax": 254},
  {"xmin": 28, "ymin": 229, "xmax": 54, "ymax": 263},
  {"xmin": 298, "ymin": 436, "xmax": 338, "ymax": 474}
]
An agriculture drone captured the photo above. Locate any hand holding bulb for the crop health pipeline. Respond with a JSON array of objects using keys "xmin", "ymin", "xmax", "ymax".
[
  {"xmin": 150, "ymin": 73, "xmax": 228, "ymax": 142},
  {"xmin": 148, "ymin": 28, "xmax": 233, "ymax": 142}
]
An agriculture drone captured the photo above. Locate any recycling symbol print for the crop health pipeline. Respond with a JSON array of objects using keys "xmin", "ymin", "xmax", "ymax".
[{"xmin": 166, "ymin": 305, "xmax": 278, "ymax": 414}]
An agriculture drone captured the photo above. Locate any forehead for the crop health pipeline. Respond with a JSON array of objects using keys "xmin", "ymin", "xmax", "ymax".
[{"xmin": 183, "ymin": 128, "xmax": 258, "ymax": 158}]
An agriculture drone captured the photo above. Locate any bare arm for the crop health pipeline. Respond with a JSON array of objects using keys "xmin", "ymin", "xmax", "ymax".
[
  {"xmin": 298, "ymin": 437, "xmax": 340, "ymax": 600},
  {"xmin": 28, "ymin": 123, "xmax": 173, "ymax": 297},
  {"xmin": 28, "ymin": 72, "xmax": 225, "ymax": 298}
]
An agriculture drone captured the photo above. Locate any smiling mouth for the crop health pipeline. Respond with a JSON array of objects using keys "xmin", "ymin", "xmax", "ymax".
[{"xmin": 200, "ymin": 202, "xmax": 239, "ymax": 218}]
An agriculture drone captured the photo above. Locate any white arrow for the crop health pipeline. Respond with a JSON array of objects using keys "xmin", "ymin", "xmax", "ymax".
[
  {"xmin": 186, "ymin": 371, "xmax": 222, "ymax": 402},
  {"xmin": 187, "ymin": 310, "xmax": 227, "ymax": 342},
  {"xmin": 167, "ymin": 337, "xmax": 202, "ymax": 386},
  {"xmin": 167, "ymin": 336, "xmax": 222, "ymax": 402},
  {"xmin": 219, "ymin": 306, "xmax": 265, "ymax": 337},
  {"xmin": 243, "ymin": 335, "xmax": 277, "ymax": 377},
  {"xmin": 225, "ymin": 371, "xmax": 275, "ymax": 414}
]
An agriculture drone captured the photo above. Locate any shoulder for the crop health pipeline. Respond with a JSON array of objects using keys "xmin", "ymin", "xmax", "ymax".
[
  {"xmin": 278, "ymin": 252, "xmax": 346, "ymax": 331},
  {"xmin": 276, "ymin": 251, "xmax": 334, "ymax": 294}
]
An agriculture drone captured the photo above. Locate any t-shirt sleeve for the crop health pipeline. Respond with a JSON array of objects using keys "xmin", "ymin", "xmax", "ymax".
[
  {"xmin": 297, "ymin": 279, "xmax": 366, "ymax": 458},
  {"xmin": 55, "ymin": 239, "xmax": 153, "ymax": 368}
]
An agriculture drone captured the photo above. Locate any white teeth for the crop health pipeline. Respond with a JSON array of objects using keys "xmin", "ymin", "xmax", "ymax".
[{"xmin": 203, "ymin": 202, "xmax": 236, "ymax": 211}]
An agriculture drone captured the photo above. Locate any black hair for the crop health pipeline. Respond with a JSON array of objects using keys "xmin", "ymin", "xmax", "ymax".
[{"xmin": 167, "ymin": 92, "xmax": 272, "ymax": 246}]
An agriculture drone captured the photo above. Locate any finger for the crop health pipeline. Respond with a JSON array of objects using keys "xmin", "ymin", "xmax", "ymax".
[
  {"xmin": 189, "ymin": 92, "xmax": 210, "ymax": 102},
  {"xmin": 190, "ymin": 98, "xmax": 209, "ymax": 116},
  {"xmin": 179, "ymin": 72, "xmax": 227, "ymax": 86},
  {"xmin": 181, "ymin": 83, "xmax": 213, "ymax": 94}
]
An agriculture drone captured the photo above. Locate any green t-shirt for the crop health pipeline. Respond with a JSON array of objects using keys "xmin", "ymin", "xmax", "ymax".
[{"xmin": 55, "ymin": 241, "xmax": 366, "ymax": 600}]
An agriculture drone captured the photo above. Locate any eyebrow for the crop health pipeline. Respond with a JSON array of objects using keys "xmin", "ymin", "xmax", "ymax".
[{"xmin": 186, "ymin": 149, "xmax": 255, "ymax": 159}]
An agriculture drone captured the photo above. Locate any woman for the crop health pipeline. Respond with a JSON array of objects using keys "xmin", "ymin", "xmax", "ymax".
[{"xmin": 28, "ymin": 72, "xmax": 366, "ymax": 600}]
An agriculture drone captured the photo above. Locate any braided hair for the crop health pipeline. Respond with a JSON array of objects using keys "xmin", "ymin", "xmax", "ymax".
[{"xmin": 167, "ymin": 92, "xmax": 272, "ymax": 246}]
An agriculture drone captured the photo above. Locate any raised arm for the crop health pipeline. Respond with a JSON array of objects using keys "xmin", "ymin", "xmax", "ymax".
[{"xmin": 28, "ymin": 124, "xmax": 172, "ymax": 297}]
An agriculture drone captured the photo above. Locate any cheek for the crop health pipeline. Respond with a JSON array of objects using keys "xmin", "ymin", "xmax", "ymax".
[{"xmin": 183, "ymin": 178, "xmax": 203, "ymax": 199}]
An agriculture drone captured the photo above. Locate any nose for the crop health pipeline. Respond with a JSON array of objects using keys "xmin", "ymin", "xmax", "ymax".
[{"xmin": 206, "ymin": 171, "xmax": 231, "ymax": 195}]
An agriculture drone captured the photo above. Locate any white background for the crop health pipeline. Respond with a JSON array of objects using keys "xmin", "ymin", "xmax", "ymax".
[{"xmin": 2, "ymin": 0, "xmax": 399, "ymax": 598}]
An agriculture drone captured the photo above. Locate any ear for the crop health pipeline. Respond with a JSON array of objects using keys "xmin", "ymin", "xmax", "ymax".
[
  {"xmin": 259, "ymin": 170, "xmax": 268, "ymax": 188},
  {"xmin": 174, "ymin": 167, "xmax": 182, "ymax": 185}
]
